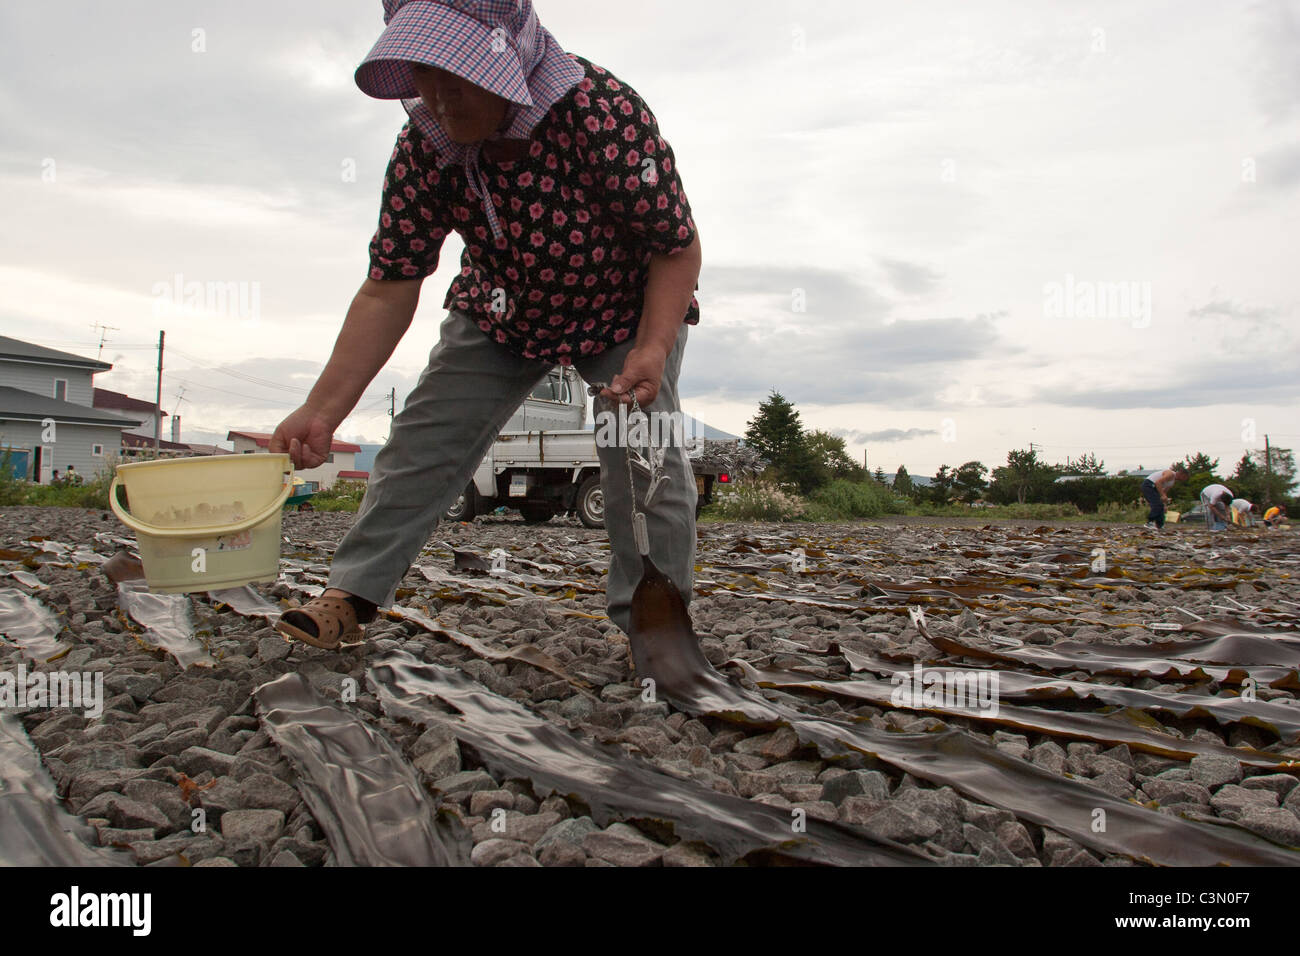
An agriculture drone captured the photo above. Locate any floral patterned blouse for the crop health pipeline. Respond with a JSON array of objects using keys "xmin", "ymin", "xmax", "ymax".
[{"xmin": 367, "ymin": 55, "xmax": 699, "ymax": 364}]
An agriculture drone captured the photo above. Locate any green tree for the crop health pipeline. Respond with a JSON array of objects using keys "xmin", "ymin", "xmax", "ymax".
[
  {"xmin": 952, "ymin": 460, "xmax": 988, "ymax": 504},
  {"xmin": 805, "ymin": 430, "xmax": 864, "ymax": 482},
  {"xmin": 1060, "ymin": 452, "xmax": 1106, "ymax": 476},
  {"xmin": 744, "ymin": 391, "xmax": 804, "ymax": 470},
  {"xmin": 928, "ymin": 465, "xmax": 954, "ymax": 505},
  {"xmin": 893, "ymin": 465, "xmax": 915, "ymax": 498},
  {"xmin": 872, "ymin": 466, "xmax": 887, "ymax": 484},
  {"xmin": 989, "ymin": 448, "xmax": 1057, "ymax": 504},
  {"xmin": 1178, "ymin": 452, "xmax": 1220, "ymax": 478}
]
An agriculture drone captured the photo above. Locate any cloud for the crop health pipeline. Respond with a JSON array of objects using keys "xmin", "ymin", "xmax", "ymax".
[
  {"xmin": 684, "ymin": 264, "xmax": 1007, "ymax": 405},
  {"xmin": 879, "ymin": 258, "xmax": 943, "ymax": 295},
  {"xmin": 836, "ymin": 427, "xmax": 939, "ymax": 443}
]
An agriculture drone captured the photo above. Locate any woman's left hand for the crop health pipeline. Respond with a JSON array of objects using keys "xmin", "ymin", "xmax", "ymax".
[{"xmin": 602, "ymin": 344, "xmax": 669, "ymax": 407}]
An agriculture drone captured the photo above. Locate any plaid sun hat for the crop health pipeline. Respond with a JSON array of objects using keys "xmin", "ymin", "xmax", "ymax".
[{"xmin": 355, "ymin": 0, "xmax": 584, "ymax": 240}]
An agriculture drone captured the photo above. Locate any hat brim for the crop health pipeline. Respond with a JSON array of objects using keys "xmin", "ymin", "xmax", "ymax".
[{"xmin": 355, "ymin": 3, "xmax": 532, "ymax": 104}]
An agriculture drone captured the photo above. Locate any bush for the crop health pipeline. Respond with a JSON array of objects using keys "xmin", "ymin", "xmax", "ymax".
[
  {"xmin": 709, "ymin": 480, "xmax": 806, "ymax": 521},
  {"xmin": 309, "ymin": 479, "xmax": 367, "ymax": 512},
  {"xmin": 809, "ymin": 479, "xmax": 904, "ymax": 518}
]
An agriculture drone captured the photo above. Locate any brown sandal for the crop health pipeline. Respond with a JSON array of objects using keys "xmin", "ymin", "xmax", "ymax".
[{"xmin": 275, "ymin": 595, "xmax": 364, "ymax": 650}]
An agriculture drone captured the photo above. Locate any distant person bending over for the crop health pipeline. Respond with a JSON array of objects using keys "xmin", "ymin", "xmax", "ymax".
[
  {"xmin": 1264, "ymin": 505, "xmax": 1287, "ymax": 529},
  {"xmin": 1230, "ymin": 498, "xmax": 1255, "ymax": 527},
  {"xmin": 1200, "ymin": 482, "xmax": 1233, "ymax": 531},
  {"xmin": 269, "ymin": 0, "xmax": 701, "ymax": 649},
  {"xmin": 50, "ymin": 469, "xmax": 61, "ymax": 485},
  {"xmin": 1140, "ymin": 465, "xmax": 1187, "ymax": 530},
  {"xmin": 65, "ymin": 465, "xmax": 82, "ymax": 487}
]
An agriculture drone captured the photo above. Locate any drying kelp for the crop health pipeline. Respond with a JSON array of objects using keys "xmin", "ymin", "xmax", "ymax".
[
  {"xmin": 920, "ymin": 622, "xmax": 1300, "ymax": 688},
  {"xmin": 839, "ymin": 647, "xmax": 1300, "ymax": 744},
  {"xmin": 626, "ymin": 555, "xmax": 1300, "ymax": 865},
  {"xmin": 727, "ymin": 659, "xmax": 1299, "ymax": 771},
  {"xmin": 255, "ymin": 672, "xmax": 470, "ymax": 866},
  {"xmin": 0, "ymin": 713, "xmax": 129, "ymax": 866},
  {"xmin": 0, "ymin": 588, "xmax": 67, "ymax": 661},
  {"xmin": 368, "ymin": 650, "xmax": 928, "ymax": 866},
  {"xmin": 207, "ymin": 586, "xmax": 281, "ymax": 622}
]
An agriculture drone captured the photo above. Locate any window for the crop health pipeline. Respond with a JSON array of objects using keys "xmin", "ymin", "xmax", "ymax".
[
  {"xmin": 53, "ymin": 379, "xmax": 68, "ymax": 401},
  {"xmin": 529, "ymin": 371, "xmax": 570, "ymax": 403},
  {"xmin": 325, "ymin": 453, "xmax": 335, "ymax": 464},
  {"xmin": 92, "ymin": 444, "xmax": 104, "ymax": 456}
]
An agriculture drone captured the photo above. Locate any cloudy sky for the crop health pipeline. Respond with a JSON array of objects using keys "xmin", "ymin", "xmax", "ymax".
[{"xmin": 2, "ymin": 0, "xmax": 1297, "ymax": 476}]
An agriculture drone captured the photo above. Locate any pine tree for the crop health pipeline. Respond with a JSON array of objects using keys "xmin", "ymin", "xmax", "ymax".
[{"xmin": 744, "ymin": 391, "xmax": 805, "ymax": 473}]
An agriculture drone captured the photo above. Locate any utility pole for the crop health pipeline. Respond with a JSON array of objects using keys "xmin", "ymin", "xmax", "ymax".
[
  {"xmin": 154, "ymin": 331, "xmax": 165, "ymax": 457},
  {"xmin": 388, "ymin": 387, "xmax": 395, "ymax": 440},
  {"xmin": 1265, "ymin": 434, "xmax": 1273, "ymax": 504}
]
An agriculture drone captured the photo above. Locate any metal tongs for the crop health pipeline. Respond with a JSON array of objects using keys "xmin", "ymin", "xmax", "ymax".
[{"xmin": 588, "ymin": 381, "xmax": 671, "ymax": 556}]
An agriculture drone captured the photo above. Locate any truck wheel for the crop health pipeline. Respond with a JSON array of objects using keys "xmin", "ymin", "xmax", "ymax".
[
  {"xmin": 519, "ymin": 503, "xmax": 555, "ymax": 524},
  {"xmin": 576, "ymin": 474, "xmax": 605, "ymax": 528},
  {"xmin": 445, "ymin": 484, "xmax": 477, "ymax": 522}
]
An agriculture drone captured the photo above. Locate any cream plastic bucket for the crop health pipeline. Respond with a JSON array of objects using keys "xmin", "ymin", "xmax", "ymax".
[{"xmin": 109, "ymin": 454, "xmax": 293, "ymax": 593}]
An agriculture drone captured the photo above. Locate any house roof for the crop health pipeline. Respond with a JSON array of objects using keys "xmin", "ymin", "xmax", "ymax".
[
  {"xmin": 93, "ymin": 388, "xmax": 166, "ymax": 416},
  {"xmin": 336, "ymin": 470, "xmax": 370, "ymax": 480},
  {"xmin": 227, "ymin": 430, "xmax": 361, "ymax": 454},
  {"xmin": 184, "ymin": 443, "xmax": 233, "ymax": 456},
  {"xmin": 121, "ymin": 432, "xmax": 190, "ymax": 451},
  {"xmin": 0, "ymin": 336, "xmax": 112, "ymax": 372},
  {"xmin": 0, "ymin": 386, "xmax": 141, "ymax": 428}
]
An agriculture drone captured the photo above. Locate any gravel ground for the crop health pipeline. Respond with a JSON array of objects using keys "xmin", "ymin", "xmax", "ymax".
[{"xmin": 2, "ymin": 504, "xmax": 1298, "ymax": 867}]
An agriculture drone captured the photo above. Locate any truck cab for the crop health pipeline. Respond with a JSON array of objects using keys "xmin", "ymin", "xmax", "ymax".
[{"xmin": 444, "ymin": 367, "xmax": 727, "ymax": 527}]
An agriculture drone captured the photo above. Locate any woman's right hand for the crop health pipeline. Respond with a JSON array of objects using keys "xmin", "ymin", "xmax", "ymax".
[{"xmin": 270, "ymin": 405, "xmax": 338, "ymax": 469}]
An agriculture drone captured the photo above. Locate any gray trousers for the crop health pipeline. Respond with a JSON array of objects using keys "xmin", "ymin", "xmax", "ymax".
[{"xmin": 327, "ymin": 308, "xmax": 696, "ymax": 634}]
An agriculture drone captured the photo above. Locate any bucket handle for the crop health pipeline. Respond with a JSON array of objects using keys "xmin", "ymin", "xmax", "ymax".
[{"xmin": 109, "ymin": 477, "xmax": 293, "ymax": 539}]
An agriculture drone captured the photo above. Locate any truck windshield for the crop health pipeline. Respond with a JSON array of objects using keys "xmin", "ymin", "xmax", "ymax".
[{"xmin": 529, "ymin": 373, "xmax": 570, "ymax": 404}]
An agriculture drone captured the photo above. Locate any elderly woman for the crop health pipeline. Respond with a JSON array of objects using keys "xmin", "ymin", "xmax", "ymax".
[{"xmin": 271, "ymin": 0, "xmax": 701, "ymax": 647}]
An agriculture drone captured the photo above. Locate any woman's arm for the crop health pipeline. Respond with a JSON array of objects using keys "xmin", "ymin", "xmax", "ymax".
[{"xmin": 603, "ymin": 233, "xmax": 702, "ymax": 406}]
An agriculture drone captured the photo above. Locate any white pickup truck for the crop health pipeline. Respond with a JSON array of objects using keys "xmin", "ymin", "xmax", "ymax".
[{"xmin": 443, "ymin": 366, "xmax": 730, "ymax": 527}]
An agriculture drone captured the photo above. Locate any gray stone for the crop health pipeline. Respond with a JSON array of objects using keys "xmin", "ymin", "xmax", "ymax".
[
  {"xmin": 194, "ymin": 857, "xmax": 238, "ymax": 867},
  {"xmin": 534, "ymin": 816, "xmax": 600, "ymax": 852},
  {"xmin": 1241, "ymin": 774, "xmax": 1299, "ymax": 797},
  {"xmin": 582, "ymin": 823, "xmax": 665, "ymax": 867},
  {"xmin": 176, "ymin": 746, "xmax": 237, "ymax": 778},
  {"xmin": 1141, "ymin": 779, "xmax": 1212, "ymax": 806},
  {"xmin": 537, "ymin": 842, "xmax": 586, "ymax": 866},
  {"xmin": 663, "ymin": 841, "xmax": 714, "ymax": 867},
  {"xmin": 220, "ymin": 809, "xmax": 285, "ymax": 849},
  {"xmin": 497, "ymin": 853, "xmax": 542, "ymax": 867},
  {"xmin": 78, "ymin": 793, "xmax": 170, "ymax": 832},
  {"xmin": 963, "ymin": 824, "xmax": 1018, "ymax": 865},
  {"xmin": 863, "ymin": 805, "xmax": 940, "ymax": 843},
  {"xmin": 995, "ymin": 820, "xmax": 1037, "ymax": 859},
  {"xmin": 469, "ymin": 789, "xmax": 515, "ymax": 817},
  {"xmin": 238, "ymin": 773, "xmax": 301, "ymax": 816},
  {"xmin": 103, "ymin": 672, "xmax": 164, "ymax": 703},
  {"xmin": 66, "ymin": 769, "xmax": 149, "ymax": 809},
  {"xmin": 1188, "ymin": 756, "xmax": 1243, "ymax": 789},
  {"xmin": 257, "ymin": 635, "xmax": 292, "ymax": 662},
  {"xmin": 1209, "ymin": 784, "xmax": 1277, "ymax": 820},
  {"xmin": 432, "ymin": 770, "xmax": 495, "ymax": 799},
  {"xmin": 97, "ymin": 827, "xmax": 157, "ymax": 847},
  {"xmin": 822, "ymin": 769, "xmax": 890, "ymax": 806},
  {"xmin": 471, "ymin": 838, "xmax": 531, "ymax": 867},
  {"xmin": 1239, "ymin": 808, "xmax": 1300, "ymax": 846},
  {"xmin": 1028, "ymin": 742, "xmax": 1066, "ymax": 775},
  {"xmin": 168, "ymin": 706, "xmax": 228, "ymax": 735},
  {"xmin": 1042, "ymin": 829, "xmax": 1101, "ymax": 867}
]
